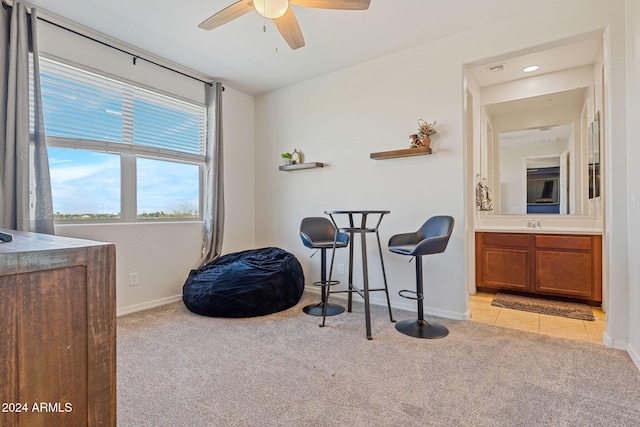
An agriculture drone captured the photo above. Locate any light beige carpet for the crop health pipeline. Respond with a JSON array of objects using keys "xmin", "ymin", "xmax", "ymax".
[
  {"xmin": 491, "ymin": 293, "xmax": 596, "ymax": 321},
  {"xmin": 116, "ymin": 293, "xmax": 639, "ymax": 426}
]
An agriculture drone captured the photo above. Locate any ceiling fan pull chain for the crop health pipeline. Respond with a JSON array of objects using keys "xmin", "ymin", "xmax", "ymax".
[
  {"xmin": 274, "ymin": 18, "xmax": 279, "ymax": 52},
  {"xmin": 263, "ymin": 0, "xmax": 268, "ymax": 33}
]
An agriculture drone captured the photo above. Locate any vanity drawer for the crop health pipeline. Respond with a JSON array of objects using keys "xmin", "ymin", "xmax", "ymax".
[
  {"xmin": 535, "ymin": 234, "xmax": 592, "ymax": 251},
  {"xmin": 481, "ymin": 233, "xmax": 531, "ymax": 248}
]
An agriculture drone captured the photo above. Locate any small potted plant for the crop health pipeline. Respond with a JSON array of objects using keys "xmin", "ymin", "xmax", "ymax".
[
  {"xmin": 416, "ymin": 119, "xmax": 437, "ymax": 149},
  {"xmin": 281, "ymin": 152, "xmax": 292, "ymax": 165}
]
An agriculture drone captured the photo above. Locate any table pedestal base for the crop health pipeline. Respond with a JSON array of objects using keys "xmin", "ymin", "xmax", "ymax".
[
  {"xmin": 304, "ymin": 302, "xmax": 344, "ymax": 317},
  {"xmin": 395, "ymin": 319, "xmax": 448, "ymax": 339}
]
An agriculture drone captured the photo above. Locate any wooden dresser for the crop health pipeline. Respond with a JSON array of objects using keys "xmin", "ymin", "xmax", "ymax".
[
  {"xmin": 0, "ymin": 230, "xmax": 116, "ymax": 427},
  {"xmin": 475, "ymin": 231, "xmax": 602, "ymax": 304}
]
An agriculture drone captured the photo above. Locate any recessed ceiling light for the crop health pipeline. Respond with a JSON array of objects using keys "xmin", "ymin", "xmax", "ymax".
[{"xmin": 523, "ymin": 65, "xmax": 540, "ymax": 73}]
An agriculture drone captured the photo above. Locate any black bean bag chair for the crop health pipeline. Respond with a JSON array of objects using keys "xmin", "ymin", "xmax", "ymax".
[{"xmin": 182, "ymin": 247, "xmax": 304, "ymax": 318}]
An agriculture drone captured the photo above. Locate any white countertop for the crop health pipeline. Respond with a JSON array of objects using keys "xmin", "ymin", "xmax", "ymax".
[{"xmin": 475, "ymin": 215, "xmax": 603, "ymax": 235}]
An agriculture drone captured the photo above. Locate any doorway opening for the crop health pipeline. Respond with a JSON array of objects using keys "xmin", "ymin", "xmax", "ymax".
[{"xmin": 463, "ymin": 33, "xmax": 606, "ymax": 337}]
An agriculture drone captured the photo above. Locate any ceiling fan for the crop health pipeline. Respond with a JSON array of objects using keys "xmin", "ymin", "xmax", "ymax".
[{"xmin": 198, "ymin": 0, "xmax": 371, "ymax": 50}]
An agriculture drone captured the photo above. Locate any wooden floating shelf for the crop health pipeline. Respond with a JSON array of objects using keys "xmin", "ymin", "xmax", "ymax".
[
  {"xmin": 370, "ymin": 146, "xmax": 433, "ymax": 160},
  {"xmin": 279, "ymin": 162, "xmax": 325, "ymax": 171}
]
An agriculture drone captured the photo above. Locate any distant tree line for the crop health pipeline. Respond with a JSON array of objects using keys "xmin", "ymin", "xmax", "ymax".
[
  {"xmin": 54, "ymin": 202, "xmax": 198, "ymax": 220},
  {"xmin": 54, "ymin": 213, "xmax": 121, "ymax": 220}
]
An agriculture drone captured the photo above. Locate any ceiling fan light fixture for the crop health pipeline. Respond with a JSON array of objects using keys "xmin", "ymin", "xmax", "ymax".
[{"xmin": 254, "ymin": 0, "xmax": 289, "ymax": 19}]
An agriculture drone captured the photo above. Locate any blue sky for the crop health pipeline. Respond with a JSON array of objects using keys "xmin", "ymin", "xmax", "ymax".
[
  {"xmin": 48, "ymin": 148, "xmax": 199, "ymax": 216},
  {"xmin": 48, "ymin": 148, "xmax": 121, "ymax": 215}
]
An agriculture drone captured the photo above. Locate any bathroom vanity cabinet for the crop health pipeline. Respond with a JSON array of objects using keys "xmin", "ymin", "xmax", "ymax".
[{"xmin": 475, "ymin": 232, "xmax": 602, "ymax": 303}]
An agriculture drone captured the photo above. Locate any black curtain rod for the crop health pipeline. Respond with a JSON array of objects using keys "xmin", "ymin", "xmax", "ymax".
[{"xmin": 3, "ymin": 1, "xmax": 216, "ymax": 88}]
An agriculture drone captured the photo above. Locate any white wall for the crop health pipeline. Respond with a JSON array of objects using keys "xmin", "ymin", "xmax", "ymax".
[
  {"xmin": 220, "ymin": 86, "xmax": 257, "ymax": 254},
  {"xmin": 56, "ymin": 222, "xmax": 203, "ymax": 314},
  {"xmin": 253, "ymin": 0, "xmax": 631, "ymax": 334},
  {"xmin": 624, "ymin": 0, "xmax": 640, "ymax": 368},
  {"xmin": 255, "ymin": 48, "xmax": 467, "ymax": 319},
  {"xmin": 601, "ymin": 1, "xmax": 630, "ymax": 350},
  {"xmin": 38, "ymin": 16, "xmax": 257, "ymax": 315}
]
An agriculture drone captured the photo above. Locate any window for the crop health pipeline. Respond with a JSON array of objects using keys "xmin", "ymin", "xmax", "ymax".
[
  {"xmin": 136, "ymin": 158, "xmax": 199, "ymax": 219},
  {"xmin": 49, "ymin": 148, "xmax": 121, "ymax": 219},
  {"xmin": 39, "ymin": 58, "xmax": 206, "ymax": 222}
]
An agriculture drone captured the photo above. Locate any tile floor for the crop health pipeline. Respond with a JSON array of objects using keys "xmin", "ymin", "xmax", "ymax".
[{"xmin": 469, "ymin": 292, "xmax": 606, "ymax": 345}]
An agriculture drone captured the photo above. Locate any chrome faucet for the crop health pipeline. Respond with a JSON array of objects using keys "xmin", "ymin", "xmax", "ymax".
[{"xmin": 527, "ymin": 218, "xmax": 543, "ymax": 229}]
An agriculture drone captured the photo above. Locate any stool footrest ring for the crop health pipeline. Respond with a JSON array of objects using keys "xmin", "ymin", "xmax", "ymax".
[
  {"xmin": 398, "ymin": 289, "xmax": 423, "ymax": 300},
  {"xmin": 312, "ymin": 280, "xmax": 340, "ymax": 287}
]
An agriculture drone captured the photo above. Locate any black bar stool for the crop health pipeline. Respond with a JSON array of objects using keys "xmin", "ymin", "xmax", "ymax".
[
  {"xmin": 388, "ymin": 215, "xmax": 454, "ymax": 339},
  {"xmin": 299, "ymin": 217, "xmax": 349, "ymax": 316}
]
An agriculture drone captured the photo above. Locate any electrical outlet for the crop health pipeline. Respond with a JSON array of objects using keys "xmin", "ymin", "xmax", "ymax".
[
  {"xmin": 337, "ymin": 264, "xmax": 345, "ymax": 275},
  {"xmin": 129, "ymin": 272, "xmax": 139, "ymax": 286}
]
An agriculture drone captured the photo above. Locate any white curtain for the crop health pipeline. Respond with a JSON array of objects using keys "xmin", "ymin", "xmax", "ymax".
[
  {"xmin": 0, "ymin": 2, "xmax": 54, "ymax": 234},
  {"xmin": 200, "ymin": 82, "xmax": 224, "ymax": 265}
]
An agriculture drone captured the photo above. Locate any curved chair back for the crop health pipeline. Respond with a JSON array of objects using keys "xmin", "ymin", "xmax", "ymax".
[
  {"xmin": 413, "ymin": 215, "xmax": 454, "ymax": 256},
  {"xmin": 299, "ymin": 217, "xmax": 349, "ymax": 249}
]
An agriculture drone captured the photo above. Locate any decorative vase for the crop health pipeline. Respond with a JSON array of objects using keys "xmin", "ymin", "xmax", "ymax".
[{"xmin": 292, "ymin": 149, "xmax": 303, "ymax": 164}]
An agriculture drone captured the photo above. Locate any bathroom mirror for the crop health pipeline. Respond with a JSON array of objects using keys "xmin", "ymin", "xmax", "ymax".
[{"xmin": 484, "ymin": 87, "xmax": 598, "ymax": 216}]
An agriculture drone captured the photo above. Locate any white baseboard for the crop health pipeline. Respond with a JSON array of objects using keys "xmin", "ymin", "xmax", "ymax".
[
  {"xmin": 303, "ymin": 285, "xmax": 467, "ymax": 321},
  {"xmin": 117, "ymin": 294, "xmax": 183, "ymax": 317},
  {"xmin": 626, "ymin": 342, "xmax": 640, "ymax": 372},
  {"xmin": 602, "ymin": 331, "xmax": 629, "ymax": 350}
]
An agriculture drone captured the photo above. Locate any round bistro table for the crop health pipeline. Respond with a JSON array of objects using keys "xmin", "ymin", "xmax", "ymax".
[{"xmin": 323, "ymin": 210, "xmax": 396, "ymax": 339}]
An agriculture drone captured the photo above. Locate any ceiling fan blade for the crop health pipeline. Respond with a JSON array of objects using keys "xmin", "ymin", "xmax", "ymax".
[
  {"xmin": 289, "ymin": 0, "xmax": 370, "ymax": 10},
  {"xmin": 198, "ymin": 0, "xmax": 255, "ymax": 31},
  {"xmin": 275, "ymin": 8, "xmax": 305, "ymax": 50}
]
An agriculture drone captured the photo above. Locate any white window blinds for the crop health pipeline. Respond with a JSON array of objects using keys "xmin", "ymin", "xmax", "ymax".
[{"xmin": 39, "ymin": 58, "xmax": 206, "ymax": 160}]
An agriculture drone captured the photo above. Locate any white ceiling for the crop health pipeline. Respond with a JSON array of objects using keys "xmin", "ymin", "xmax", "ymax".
[
  {"xmin": 498, "ymin": 123, "xmax": 574, "ymax": 150},
  {"xmin": 467, "ymin": 37, "xmax": 602, "ymax": 88},
  {"xmin": 485, "ymin": 87, "xmax": 591, "ymax": 117},
  {"xmin": 27, "ymin": 0, "xmax": 562, "ymax": 95}
]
